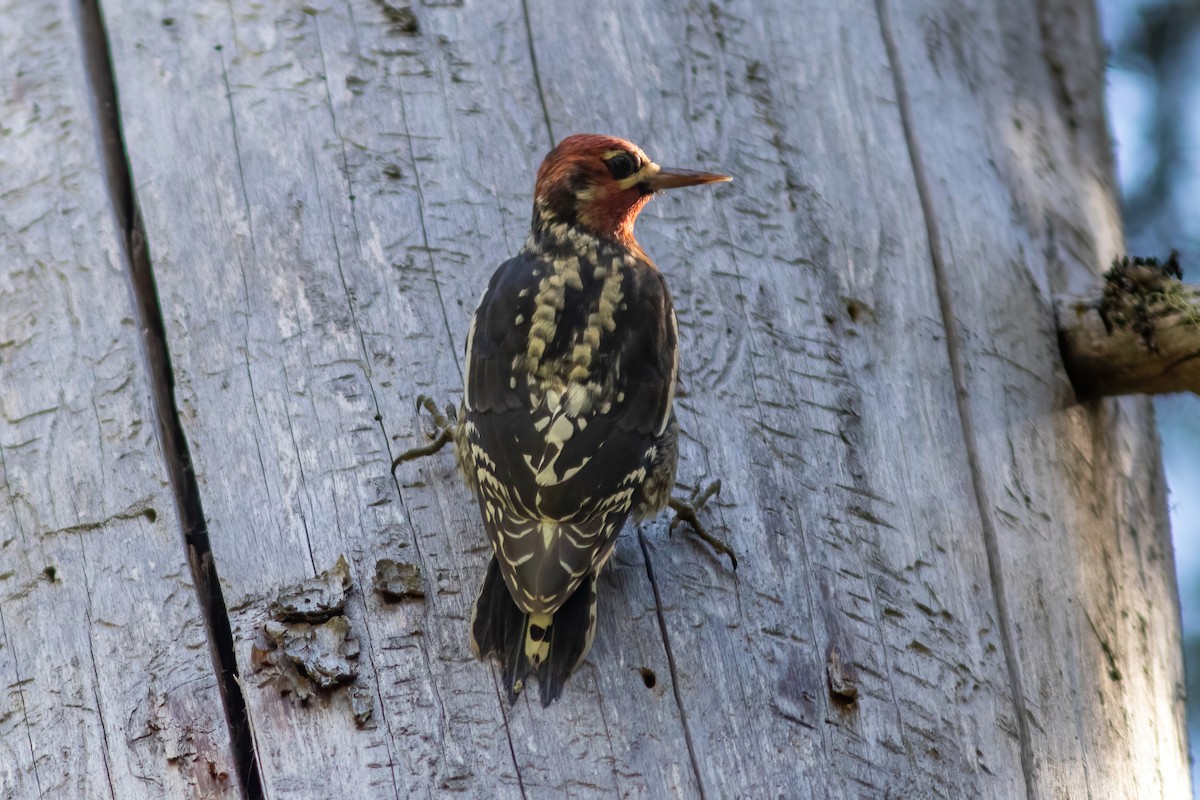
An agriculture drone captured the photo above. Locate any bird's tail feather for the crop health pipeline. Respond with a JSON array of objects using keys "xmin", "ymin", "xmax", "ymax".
[{"xmin": 470, "ymin": 557, "xmax": 598, "ymax": 706}]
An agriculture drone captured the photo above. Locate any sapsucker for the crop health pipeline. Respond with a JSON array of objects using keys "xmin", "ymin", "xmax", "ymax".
[{"xmin": 450, "ymin": 134, "xmax": 729, "ymax": 705}]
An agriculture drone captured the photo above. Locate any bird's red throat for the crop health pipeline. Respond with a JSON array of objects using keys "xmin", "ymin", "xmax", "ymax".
[{"xmin": 577, "ymin": 187, "xmax": 652, "ymax": 250}]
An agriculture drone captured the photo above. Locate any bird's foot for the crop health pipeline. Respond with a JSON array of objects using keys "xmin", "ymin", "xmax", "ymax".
[
  {"xmin": 669, "ymin": 480, "xmax": 737, "ymax": 570},
  {"xmin": 390, "ymin": 395, "xmax": 456, "ymax": 476}
]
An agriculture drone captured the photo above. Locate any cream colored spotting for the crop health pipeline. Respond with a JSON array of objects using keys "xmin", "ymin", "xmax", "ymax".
[
  {"xmin": 568, "ymin": 256, "xmax": 624, "ymax": 385},
  {"xmin": 526, "ymin": 259, "xmax": 571, "ymax": 365},
  {"xmin": 517, "ymin": 244, "xmax": 629, "ymax": 492},
  {"xmin": 524, "ymin": 612, "xmax": 553, "ymax": 666}
]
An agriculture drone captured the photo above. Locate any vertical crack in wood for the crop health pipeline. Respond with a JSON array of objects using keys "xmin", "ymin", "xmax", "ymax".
[
  {"xmin": 493, "ymin": 681, "xmax": 530, "ymax": 800},
  {"xmin": 520, "ymin": 0, "xmax": 556, "ymax": 149},
  {"xmin": 873, "ymin": 1, "xmax": 1038, "ymax": 797},
  {"xmin": 78, "ymin": 2, "xmax": 264, "ymax": 797},
  {"xmin": 637, "ymin": 530, "xmax": 708, "ymax": 800}
]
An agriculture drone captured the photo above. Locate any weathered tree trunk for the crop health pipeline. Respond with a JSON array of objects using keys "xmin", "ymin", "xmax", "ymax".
[{"xmin": 1, "ymin": 0, "xmax": 1188, "ymax": 798}]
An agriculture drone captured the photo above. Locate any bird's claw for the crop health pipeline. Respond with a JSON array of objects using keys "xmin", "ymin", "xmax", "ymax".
[
  {"xmin": 668, "ymin": 480, "xmax": 737, "ymax": 570},
  {"xmin": 413, "ymin": 394, "xmax": 456, "ymax": 431},
  {"xmin": 391, "ymin": 394, "xmax": 455, "ymax": 476}
]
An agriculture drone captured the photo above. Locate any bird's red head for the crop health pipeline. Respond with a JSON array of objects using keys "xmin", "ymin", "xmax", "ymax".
[{"xmin": 533, "ymin": 134, "xmax": 730, "ymax": 252}]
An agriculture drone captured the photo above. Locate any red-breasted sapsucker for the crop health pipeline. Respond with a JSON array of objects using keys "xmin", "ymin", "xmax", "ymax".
[{"xmin": 445, "ymin": 134, "xmax": 729, "ymax": 705}]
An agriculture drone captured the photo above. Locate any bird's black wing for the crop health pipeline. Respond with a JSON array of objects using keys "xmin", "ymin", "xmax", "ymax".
[{"xmin": 461, "ymin": 247, "xmax": 677, "ymax": 612}]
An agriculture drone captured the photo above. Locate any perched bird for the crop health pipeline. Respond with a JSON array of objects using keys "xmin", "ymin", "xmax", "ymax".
[{"xmin": 398, "ymin": 134, "xmax": 730, "ymax": 705}]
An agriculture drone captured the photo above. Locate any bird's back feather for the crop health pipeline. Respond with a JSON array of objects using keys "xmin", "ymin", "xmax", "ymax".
[{"xmin": 462, "ymin": 238, "xmax": 677, "ymax": 614}]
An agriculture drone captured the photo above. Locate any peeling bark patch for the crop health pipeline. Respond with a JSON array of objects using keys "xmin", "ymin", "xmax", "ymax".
[
  {"xmin": 373, "ymin": 558, "xmax": 425, "ymax": 601},
  {"xmin": 255, "ymin": 617, "xmax": 361, "ymax": 693},
  {"xmin": 253, "ymin": 556, "xmax": 374, "ymax": 725},
  {"xmin": 269, "ymin": 554, "xmax": 352, "ymax": 621},
  {"xmin": 349, "ymin": 683, "xmax": 375, "ymax": 726},
  {"xmin": 820, "ymin": 581, "xmax": 859, "ymax": 705}
]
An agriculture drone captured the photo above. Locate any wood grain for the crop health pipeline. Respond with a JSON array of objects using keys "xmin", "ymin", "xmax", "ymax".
[
  {"xmin": 64, "ymin": 0, "xmax": 1192, "ymax": 796},
  {"xmin": 99, "ymin": 2, "xmax": 698, "ymax": 796},
  {"xmin": 884, "ymin": 0, "xmax": 1188, "ymax": 794},
  {"xmin": 0, "ymin": 1, "xmax": 238, "ymax": 797}
]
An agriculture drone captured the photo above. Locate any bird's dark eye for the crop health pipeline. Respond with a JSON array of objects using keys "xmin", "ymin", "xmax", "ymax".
[{"xmin": 605, "ymin": 152, "xmax": 639, "ymax": 181}]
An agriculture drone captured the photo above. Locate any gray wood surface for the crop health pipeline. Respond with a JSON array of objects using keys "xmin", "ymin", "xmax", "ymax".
[
  {"xmin": 3, "ymin": 0, "xmax": 1188, "ymax": 797},
  {"xmin": 0, "ymin": 1, "xmax": 239, "ymax": 797},
  {"xmin": 888, "ymin": 2, "xmax": 1187, "ymax": 795}
]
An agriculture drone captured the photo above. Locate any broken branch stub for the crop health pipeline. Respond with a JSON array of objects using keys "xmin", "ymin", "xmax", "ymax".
[{"xmin": 1056, "ymin": 253, "xmax": 1200, "ymax": 398}]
